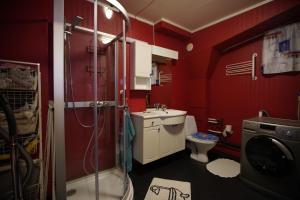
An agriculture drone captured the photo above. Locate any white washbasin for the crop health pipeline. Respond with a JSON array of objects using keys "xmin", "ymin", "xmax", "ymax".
[
  {"xmin": 131, "ymin": 108, "xmax": 187, "ymax": 125},
  {"xmin": 147, "ymin": 109, "xmax": 187, "ymax": 118},
  {"xmin": 144, "ymin": 109, "xmax": 187, "ymax": 125}
]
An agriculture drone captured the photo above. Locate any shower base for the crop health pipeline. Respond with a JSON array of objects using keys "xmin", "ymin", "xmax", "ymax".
[{"xmin": 66, "ymin": 168, "xmax": 133, "ymax": 200}]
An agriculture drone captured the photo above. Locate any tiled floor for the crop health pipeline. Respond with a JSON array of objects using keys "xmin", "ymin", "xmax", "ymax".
[{"xmin": 129, "ymin": 150, "xmax": 271, "ymax": 200}]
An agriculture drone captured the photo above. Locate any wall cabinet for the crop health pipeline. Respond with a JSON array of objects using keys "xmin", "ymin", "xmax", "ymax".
[
  {"xmin": 132, "ymin": 116, "xmax": 185, "ymax": 164},
  {"xmin": 130, "ymin": 41, "xmax": 179, "ymax": 91},
  {"xmin": 130, "ymin": 40, "xmax": 152, "ymax": 90}
]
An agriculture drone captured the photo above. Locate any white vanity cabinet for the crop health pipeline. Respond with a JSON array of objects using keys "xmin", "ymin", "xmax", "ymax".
[{"xmin": 131, "ymin": 113, "xmax": 186, "ymax": 164}]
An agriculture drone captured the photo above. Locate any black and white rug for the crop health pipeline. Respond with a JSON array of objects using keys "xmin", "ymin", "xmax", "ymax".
[{"xmin": 145, "ymin": 178, "xmax": 191, "ymax": 200}]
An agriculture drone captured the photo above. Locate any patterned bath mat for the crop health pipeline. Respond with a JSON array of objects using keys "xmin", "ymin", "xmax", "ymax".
[
  {"xmin": 206, "ymin": 158, "xmax": 240, "ymax": 178},
  {"xmin": 144, "ymin": 177, "xmax": 191, "ymax": 200}
]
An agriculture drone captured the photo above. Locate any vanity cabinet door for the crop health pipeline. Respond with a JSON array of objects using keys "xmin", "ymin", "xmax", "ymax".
[
  {"xmin": 143, "ymin": 126, "xmax": 160, "ymax": 163},
  {"xmin": 167, "ymin": 124, "xmax": 185, "ymax": 151},
  {"xmin": 159, "ymin": 126, "xmax": 175, "ymax": 157},
  {"xmin": 160, "ymin": 124, "xmax": 185, "ymax": 157}
]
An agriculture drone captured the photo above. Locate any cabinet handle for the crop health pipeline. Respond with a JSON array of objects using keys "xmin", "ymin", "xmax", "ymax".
[
  {"xmin": 158, "ymin": 128, "xmax": 160, "ymax": 132},
  {"xmin": 152, "ymin": 121, "xmax": 154, "ymax": 126}
]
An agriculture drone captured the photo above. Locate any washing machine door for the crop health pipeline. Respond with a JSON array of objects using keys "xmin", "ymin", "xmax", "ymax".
[{"xmin": 245, "ymin": 135, "xmax": 294, "ymax": 176}]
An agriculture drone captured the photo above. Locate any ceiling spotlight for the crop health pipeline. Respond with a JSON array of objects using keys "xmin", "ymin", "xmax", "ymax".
[{"xmin": 104, "ymin": 6, "xmax": 113, "ymax": 19}]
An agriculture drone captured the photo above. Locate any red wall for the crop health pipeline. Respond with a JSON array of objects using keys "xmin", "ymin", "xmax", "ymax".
[
  {"xmin": 64, "ymin": 0, "xmax": 188, "ymax": 179},
  {"xmin": 0, "ymin": 1, "xmax": 53, "ymax": 194},
  {"xmin": 0, "ymin": 1, "xmax": 52, "ymax": 22},
  {"xmin": 209, "ymin": 39, "xmax": 300, "ymax": 157},
  {"xmin": 0, "ymin": 0, "xmax": 53, "ymax": 142},
  {"xmin": 187, "ymin": 0, "xmax": 300, "ymax": 157},
  {"xmin": 2, "ymin": 0, "xmax": 300, "ymax": 184}
]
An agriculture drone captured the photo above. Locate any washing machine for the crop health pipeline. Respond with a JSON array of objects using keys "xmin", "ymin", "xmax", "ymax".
[{"xmin": 240, "ymin": 117, "xmax": 300, "ymax": 200}]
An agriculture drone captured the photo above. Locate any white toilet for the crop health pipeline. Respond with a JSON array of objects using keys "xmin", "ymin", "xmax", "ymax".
[{"xmin": 184, "ymin": 115, "xmax": 219, "ymax": 163}]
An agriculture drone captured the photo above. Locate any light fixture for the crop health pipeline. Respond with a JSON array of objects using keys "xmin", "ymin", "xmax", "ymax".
[
  {"xmin": 100, "ymin": 35, "xmax": 113, "ymax": 44},
  {"xmin": 104, "ymin": 6, "xmax": 113, "ymax": 19}
]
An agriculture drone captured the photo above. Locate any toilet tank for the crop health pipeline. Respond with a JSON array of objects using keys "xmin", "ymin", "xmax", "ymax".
[{"xmin": 184, "ymin": 115, "xmax": 198, "ymax": 136}]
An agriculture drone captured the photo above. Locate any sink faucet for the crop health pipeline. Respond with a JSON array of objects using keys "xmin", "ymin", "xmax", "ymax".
[
  {"xmin": 161, "ymin": 104, "xmax": 167, "ymax": 111},
  {"xmin": 154, "ymin": 103, "xmax": 160, "ymax": 110}
]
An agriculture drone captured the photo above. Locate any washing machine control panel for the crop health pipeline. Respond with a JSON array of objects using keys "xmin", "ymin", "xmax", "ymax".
[{"xmin": 276, "ymin": 127, "xmax": 300, "ymax": 141}]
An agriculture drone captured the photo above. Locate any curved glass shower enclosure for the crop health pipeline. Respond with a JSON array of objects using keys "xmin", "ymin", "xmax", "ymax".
[{"xmin": 53, "ymin": 0, "xmax": 133, "ymax": 199}]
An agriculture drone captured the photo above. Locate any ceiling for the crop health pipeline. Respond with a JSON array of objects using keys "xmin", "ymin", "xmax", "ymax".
[{"xmin": 118, "ymin": 0, "xmax": 273, "ymax": 33}]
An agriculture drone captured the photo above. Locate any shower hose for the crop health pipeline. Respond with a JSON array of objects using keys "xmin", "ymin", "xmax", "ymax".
[{"xmin": 0, "ymin": 93, "xmax": 34, "ymax": 200}]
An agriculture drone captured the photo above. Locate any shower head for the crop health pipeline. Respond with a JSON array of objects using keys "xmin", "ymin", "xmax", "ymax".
[{"xmin": 71, "ymin": 16, "xmax": 83, "ymax": 30}]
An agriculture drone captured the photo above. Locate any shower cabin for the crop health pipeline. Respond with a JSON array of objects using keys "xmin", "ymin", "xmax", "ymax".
[{"xmin": 53, "ymin": 0, "xmax": 133, "ymax": 199}]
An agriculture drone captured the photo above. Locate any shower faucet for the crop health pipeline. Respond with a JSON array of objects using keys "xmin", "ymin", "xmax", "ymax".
[{"xmin": 89, "ymin": 101, "xmax": 115, "ymax": 108}]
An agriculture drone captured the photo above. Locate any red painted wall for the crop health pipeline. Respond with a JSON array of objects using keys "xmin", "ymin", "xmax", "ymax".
[
  {"xmin": 0, "ymin": 0, "xmax": 53, "ymax": 143},
  {"xmin": 209, "ymin": 39, "xmax": 300, "ymax": 157},
  {"xmin": 0, "ymin": 0, "xmax": 187, "ymax": 181},
  {"xmin": 64, "ymin": 0, "xmax": 188, "ymax": 179},
  {"xmin": 0, "ymin": 13, "xmax": 53, "ymax": 196},
  {"xmin": 187, "ymin": 0, "xmax": 300, "ymax": 157},
  {"xmin": 2, "ymin": 0, "xmax": 299, "ymax": 184},
  {"xmin": 0, "ymin": 22, "xmax": 51, "ymax": 161},
  {"xmin": 0, "ymin": 1, "xmax": 52, "ymax": 22}
]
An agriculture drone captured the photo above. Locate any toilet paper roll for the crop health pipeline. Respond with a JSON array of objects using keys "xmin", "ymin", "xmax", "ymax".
[
  {"xmin": 225, "ymin": 125, "xmax": 232, "ymax": 133},
  {"xmin": 222, "ymin": 125, "xmax": 233, "ymax": 137}
]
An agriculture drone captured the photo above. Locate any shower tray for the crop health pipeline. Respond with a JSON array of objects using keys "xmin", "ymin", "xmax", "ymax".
[{"xmin": 66, "ymin": 168, "xmax": 133, "ymax": 200}]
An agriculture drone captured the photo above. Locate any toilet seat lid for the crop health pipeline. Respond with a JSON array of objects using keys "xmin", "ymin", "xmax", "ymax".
[{"xmin": 192, "ymin": 132, "xmax": 219, "ymax": 142}]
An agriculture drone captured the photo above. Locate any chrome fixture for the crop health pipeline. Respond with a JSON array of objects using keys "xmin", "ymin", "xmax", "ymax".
[
  {"xmin": 71, "ymin": 16, "xmax": 83, "ymax": 30},
  {"xmin": 161, "ymin": 104, "xmax": 167, "ymax": 111},
  {"xmin": 154, "ymin": 103, "xmax": 160, "ymax": 110},
  {"xmin": 153, "ymin": 103, "xmax": 167, "ymax": 111},
  {"xmin": 64, "ymin": 16, "xmax": 83, "ymax": 36}
]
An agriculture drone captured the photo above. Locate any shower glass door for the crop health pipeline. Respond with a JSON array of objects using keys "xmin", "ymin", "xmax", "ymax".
[{"xmin": 62, "ymin": 0, "xmax": 128, "ymax": 199}]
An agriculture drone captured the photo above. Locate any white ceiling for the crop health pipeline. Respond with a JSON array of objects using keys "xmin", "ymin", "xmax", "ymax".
[{"xmin": 118, "ymin": 0, "xmax": 273, "ymax": 33}]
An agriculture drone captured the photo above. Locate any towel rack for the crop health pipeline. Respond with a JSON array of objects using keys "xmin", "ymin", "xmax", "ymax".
[{"xmin": 226, "ymin": 53, "xmax": 257, "ymax": 80}]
